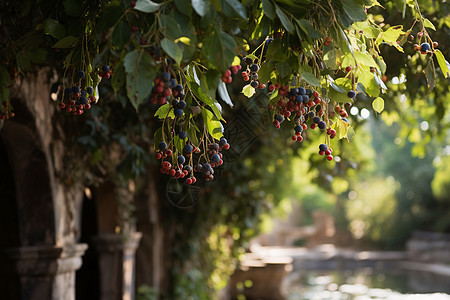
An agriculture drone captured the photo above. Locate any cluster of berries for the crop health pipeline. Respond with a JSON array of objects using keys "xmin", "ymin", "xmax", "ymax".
[
  {"xmin": 241, "ymin": 58, "xmax": 266, "ymax": 89},
  {"xmin": 221, "ymin": 65, "xmax": 242, "ymax": 83},
  {"xmin": 58, "ymin": 70, "xmax": 96, "ymax": 115},
  {"xmin": 334, "ymin": 105, "xmax": 348, "ymax": 119},
  {"xmin": 0, "ymin": 101, "xmax": 14, "ymax": 120},
  {"xmin": 413, "ymin": 42, "xmax": 438, "ymax": 55},
  {"xmin": 150, "ymin": 72, "xmax": 185, "ymax": 106},
  {"xmin": 156, "ymin": 137, "xmax": 230, "ymax": 184},
  {"xmin": 99, "ymin": 65, "xmax": 113, "ymax": 79},
  {"xmin": 319, "ymin": 143, "xmax": 334, "ymax": 161}
]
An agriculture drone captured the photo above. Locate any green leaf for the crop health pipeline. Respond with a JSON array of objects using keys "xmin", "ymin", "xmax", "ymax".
[
  {"xmin": 112, "ymin": 21, "xmax": 131, "ymax": 48},
  {"xmin": 301, "ymin": 72, "xmax": 321, "ymax": 87},
  {"xmin": 358, "ymin": 70, "xmax": 380, "ymax": 97},
  {"xmin": 372, "ymin": 97, "xmax": 384, "ymax": 113},
  {"xmin": 242, "ymin": 84, "xmax": 256, "ymax": 98},
  {"xmin": 323, "ymin": 49, "xmax": 338, "ymax": 69},
  {"xmin": 134, "ymin": 0, "xmax": 161, "ymax": 13},
  {"xmin": 380, "ymin": 26, "xmax": 404, "ymax": 44},
  {"xmin": 153, "ymin": 127, "xmax": 163, "ymax": 152},
  {"xmin": 175, "ymin": 0, "xmax": 192, "ymax": 15},
  {"xmin": 329, "ymin": 88, "xmax": 350, "ymax": 103},
  {"xmin": 342, "ymin": 0, "xmax": 367, "ymax": 23},
  {"xmin": 43, "ymin": 19, "xmax": 66, "ymax": 40},
  {"xmin": 354, "ymin": 51, "xmax": 378, "ymax": 67},
  {"xmin": 346, "ymin": 126, "xmax": 355, "ymax": 142},
  {"xmin": 0, "ymin": 66, "xmax": 11, "ymax": 86},
  {"xmin": 64, "ymin": 0, "xmax": 83, "ymax": 17},
  {"xmin": 425, "ymin": 59, "xmax": 436, "ymax": 91},
  {"xmin": 201, "ymin": 108, "xmax": 223, "ymax": 139},
  {"xmin": 202, "ymin": 30, "xmax": 236, "ymax": 72},
  {"xmin": 98, "ymin": 3, "xmax": 123, "ymax": 31},
  {"xmin": 124, "ymin": 50, "xmax": 157, "ymax": 110},
  {"xmin": 332, "ymin": 118, "xmax": 350, "ymax": 140},
  {"xmin": 275, "ymin": 5, "xmax": 295, "ymax": 34},
  {"xmin": 155, "ymin": 103, "xmax": 176, "ymax": 120},
  {"xmin": 224, "ymin": 0, "xmax": 247, "ymax": 19},
  {"xmin": 186, "ymin": 126, "xmax": 199, "ymax": 146},
  {"xmin": 52, "ymin": 36, "xmax": 78, "ymax": 48},
  {"xmin": 30, "ymin": 48, "xmax": 47, "ymax": 63},
  {"xmin": 192, "ymin": 0, "xmax": 207, "ymax": 17},
  {"xmin": 295, "ymin": 19, "xmax": 321, "ymax": 40},
  {"xmin": 262, "ymin": 0, "xmax": 275, "ymax": 20},
  {"xmin": 111, "ymin": 63, "xmax": 125, "ymax": 93},
  {"xmin": 435, "ymin": 50, "xmax": 449, "ymax": 78},
  {"xmin": 161, "ymin": 38, "xmax": 183, "ymax": 65},
  {"xmin": 423, "ymin": 18, "xmax": 436, "ymax": 31}
]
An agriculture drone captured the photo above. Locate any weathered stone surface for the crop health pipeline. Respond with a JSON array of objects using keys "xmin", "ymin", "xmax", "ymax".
[
  {"xmin": 407, "ymin": 231, "xmax": 450, "ymax": 264},
  {"xmin": 4, "ymin": 244, "xmax": 87, "ymax": 300},
  {"xmin": 93, "ymin": 232, "xmax": 142, "ymax": 300}
]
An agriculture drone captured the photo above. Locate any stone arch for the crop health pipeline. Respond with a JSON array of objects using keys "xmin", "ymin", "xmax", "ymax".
[{"xmin": 0, "ymin": 70, "xmax": 87, "ymax": 300}]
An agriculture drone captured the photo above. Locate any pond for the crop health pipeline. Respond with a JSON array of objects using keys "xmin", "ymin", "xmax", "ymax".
[{"xmin": 286, "ymin": 267, "xmax": 450, "ymax": 300}]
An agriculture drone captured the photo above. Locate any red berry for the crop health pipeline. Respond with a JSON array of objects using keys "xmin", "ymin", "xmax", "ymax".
[
  {"xmin": 103, "ymin": 73, "xmax": 111, "ymax": 79},
  {"xmin": 131, "ymin": 1, "xmax": 136, "ymax": 7},
  {"xmin": 85, "ymin": 103, "xmax": 91, "ymax": 110},
  {"xmin": 296, "ymin": 136, "xmax": 303, "ymax": 142},
  {"xmin": 313, "ymin": 91, "xmax": 319, "ymax": 98},
  {"xmin": 192, "ymin": 177, "xmax": 197, "ymax": 183},
  {"xmin": 131, "ymin": 26, "xmax": 139, "ymax": 32},
  {"xmin": 301, "ymin": 124, "xmax": 307, "ymax": 130},
  {"xmin": 269, "ymin": 84, "xmax": 275, "ymax": 92},
  {"xmin": 170, "ymin": 169, "xmax": 176, "ymax": 177},
  {"xmin": 311, "ymin": 123, "xmax": 317, "ymax": 129},
  {"xmin": 345, "ymin": 66, "xmax": 352, "ymax": 72},
  {"xmin": 186, "ymin": 178, "xmax": 192, "ymax": 185},
  {"xmin": 155, "ymin": 152, "xmax": 162, "ymax": 160},
  {"xmin": 223, "ymin": 143, "xmax": 230, "ymax": 150},
  {"xmin": 327, "ymin": 155, "xmax": 333, "ymax": 161},
  {"xmin": 325, "ymin": 150, "xmax": 331, "ymax": 156},
  {"xmin": 59, "ymin": 103, "xmax": 65, "ymax": 109},
  {"xmin": 292, "ymin": 136, "xmax": 297, "ymax": 141},
  {"xmin": 165, "ymin": 149, "xmax": 172, "ymax": 156}
]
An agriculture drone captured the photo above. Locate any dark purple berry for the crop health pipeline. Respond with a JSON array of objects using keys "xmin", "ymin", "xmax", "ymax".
[
  {"xmin": 219, "ymin": 137, "xmax": 227, "ymax": 146},
  {"xmin": 298, "ymin": 87, "xmax": 306, "ymax": 95},
  {"xmin": 183, "ymin": 144, "xmax": 193, "ymax": 154},
  {"xmin": 174, "ymin": 84, "xmax": 183, "ymax": 92},
  {"xmin": 319, "ymin": 143, "xmax": 328, "ymax": 152},
  {"xmin": 313, "ymin": 116, "xmax": 321, "ymax": 124},
  {"xmin": 102, "ymin": 65, "xmax": 110, "ymax": 73},
  {"xmin": 76, "ymin": 70, "xmax": 85, "ymax": 79},
  {"xmin": 161, "ymin": 72, "xmax": 170, "ymax": 82},
  {"xmin": 178, "ymin": 155, "xmax": 186, "ymax": 165},
  {"xmin": 177, "ymin": 100, "xmax": 186, "ymax": 109},
  {"xmin": 302, "ymin": 95, "xmax": 309, "ymax": 103},
  {"xmin": 420, "ymin": 42, "xmax": 431, "ymax": 52},
  {"xmin": 295, "ymin": 95, "xmax": 303, "ymax": 103},
  {"xmin": 179, "ymin": 131, "xmax": 188, "ymax": 139},
  {"xmin": 79, "ymin": 96, "xmax": 88, "ymax": 105},
  {"xmin": 347, "ymin": 90, "xmax": 356, "ymax": 98},
  {"xmin": 275, "ymin": 114, "xmax": 285, "ymax": 123},
  {"xmin": 211, "ymin": 154, "xmax": 220, "ymax": 163},
  {"xmin": 318, "ymin": 121, "xmax": 327, "ymax": 130},
  {"xmin": 86, "ymin": 86, "xmax": 94, "ymax": 94},
  {"xmin": 249, "ymin": 64, "xmax": 259, "ymax": 72},
  {"xmin": 72, "ymin": 86, "xmax": 80, "ymax": 94},
  {"xmin": 294, "ymin": 124, "xmax": 302, "ymax": 132},
  {"xmin": 159, "ymin": 141, "xmax": 168, "ymax": 151},
  {"xmin": 174, "ymin": 108, "xmax": 184, "ymax": 117},
  {"xmin": 250, "ymin": 81, "xmax": 258, "ymax": 88}
]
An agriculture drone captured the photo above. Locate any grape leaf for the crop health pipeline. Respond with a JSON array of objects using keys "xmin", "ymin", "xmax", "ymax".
[{"xmin": 201, "ymin": 108, "xmax": 223, "ymax": 139}]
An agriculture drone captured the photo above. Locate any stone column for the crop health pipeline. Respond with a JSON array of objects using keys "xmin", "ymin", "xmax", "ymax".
[
  {"xmin": 93, "ymin": 232, "xmax": 142, "ymax": 300},
  {"xmin": 4, "ymin": 244, "xmax": 88, "ymax": 300}
]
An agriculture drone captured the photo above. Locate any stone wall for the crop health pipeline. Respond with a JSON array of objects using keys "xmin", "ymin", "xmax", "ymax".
[{"xmin": 406, "ymin": 231, "xmax": 450, "ymax": 264}]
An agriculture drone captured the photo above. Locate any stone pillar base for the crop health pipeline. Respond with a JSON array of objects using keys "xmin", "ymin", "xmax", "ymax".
[
  {"xmin": 4, "ymin": 244, "xmax": 88, "ymax": 300},
  {"xmin": 93, "ymin": 232, "xmax": 142, "ymax": 300}
]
